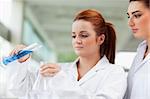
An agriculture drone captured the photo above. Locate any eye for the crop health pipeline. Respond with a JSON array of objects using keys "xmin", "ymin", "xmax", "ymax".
[
  {"xmin": 126, "ymin": 13, "xmax": 130, "ymax": 19},
  {"xmin": 127, "ymin": 14, "xmax": 130, "ymax": 19},
  {"xmin": 72, "ymin": 35, "xmax": 76, "ymax": 38},
  {"xmin": 81, "ymin": 34, "xmax": 89, "ymax": 38},
  {"xmin": 133, "ymin": 14, "xmax": 142, "ymax": 18}
]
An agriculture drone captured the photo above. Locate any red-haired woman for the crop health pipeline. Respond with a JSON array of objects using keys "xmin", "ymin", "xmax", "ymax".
[{"xmin": 8, "ymin": 9, "xmax": 126, "ymax": 99}]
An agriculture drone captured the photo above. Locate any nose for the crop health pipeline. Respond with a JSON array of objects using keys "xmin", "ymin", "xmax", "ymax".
[
  {"xmin": 128, "ymin": 17, "xmax": 135, "ymax": 27},
  {"xmin": 74, "ymin": 36, "xmax": 82, "ymax": 44}
]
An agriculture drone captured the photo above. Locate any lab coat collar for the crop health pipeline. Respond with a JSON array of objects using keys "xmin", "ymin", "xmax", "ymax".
[
  {"xmin": 137, "ymin": 40, "xmax": 147, "ymax": 52},
  {"xmin": 71, "ymin": 55, "xmax": 109, "ymax": 70},
  {"xmin": 69, "ymin": 55, "xmax": 110, "ymax": 85}
]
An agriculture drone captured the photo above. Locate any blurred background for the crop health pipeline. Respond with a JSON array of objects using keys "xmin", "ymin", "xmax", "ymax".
[{"xmin": 0, "ymin": 0, "xmax": 141, "ymax": 98}]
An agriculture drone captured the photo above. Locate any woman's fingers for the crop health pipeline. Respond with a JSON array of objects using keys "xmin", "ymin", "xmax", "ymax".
[
  {"xmin": 40, "ymin": 68, "xmax": 58, "ymax": 77},
  {"xmin": 9, "ymin": 44, "xmax": 31, "ymax": 63},
  {"xmin": 9, "ymin": 45, "xmax": 25, "ymax": 56},
  {"xmin": 40, "ymin": 63, "xmax": 60, "ymax": 77},
  {"xmin": 40, "ymin": 63, "xmax": 57, "ymax": 70},
  {"xmin": 18, "ymin": 54, "xmax": 31, "ymax": 63}
]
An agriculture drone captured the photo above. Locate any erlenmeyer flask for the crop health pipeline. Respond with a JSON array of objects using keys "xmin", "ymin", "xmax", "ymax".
[{"xmin": 31, "ymin": 62, "xmax": 53, "ymax": 99}]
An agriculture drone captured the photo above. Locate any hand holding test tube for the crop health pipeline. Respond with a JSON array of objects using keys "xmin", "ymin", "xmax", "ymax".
[{"xmin": 1, "ymin": 43, "xmax": 42, "ymax": 66}]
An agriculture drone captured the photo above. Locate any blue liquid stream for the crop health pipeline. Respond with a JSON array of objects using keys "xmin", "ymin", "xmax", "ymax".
[{"xmin": 2, "ymin": 50, "xmax": 33, "ymax": 65}]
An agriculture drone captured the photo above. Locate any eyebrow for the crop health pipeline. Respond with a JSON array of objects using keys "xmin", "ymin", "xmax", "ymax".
[
  {"xmin": 127, "ymin": 10, "xmax": 141, "ymax": 15},
  {"xmin": 80, "ymin": 31, "xmax": 88, "ymax": 33},
  {"xmin": 132, "ymin": 10, "xmax": 141, "ymax": 14},
  {"xmin": 72, "ymin": 31, "xmax": 88, "ymax": 34}
]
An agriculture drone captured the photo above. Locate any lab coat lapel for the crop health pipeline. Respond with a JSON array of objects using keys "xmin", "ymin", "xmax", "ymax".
[
  {"xmin": 78, "ymin": 68, "xmax": 97, "ymax": 86},
  {"xmin": 128, "ymin": 41, "xmax": 146, "ymax": 74},
  {"xmin": 78, "ymin": 56, "xmax": 108, "ymax": 86},
  {"xmin": 133, "ymin": 41, "xmax": 149, "ymax": 74},
  {"xmin": 68, "ymin": 58, "xmax": 80, "ymax": 81},
  {"xmin": 134, "ymin": 53, "xmax": 150, "ymax": 74}
]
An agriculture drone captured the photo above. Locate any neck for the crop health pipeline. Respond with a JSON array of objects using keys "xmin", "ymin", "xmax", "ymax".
[
  {"xmin": 78, "ymin": 53, "xmax": 101, "ymax": 69},
  {"xmin": 77, "ymin": 53, "xmax": 101, "ymax": 81}
]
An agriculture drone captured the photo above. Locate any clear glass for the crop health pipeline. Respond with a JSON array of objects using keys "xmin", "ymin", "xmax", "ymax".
[{"xmin": 30, "ymin": 62, "xmax": 53, "ymax": 99}]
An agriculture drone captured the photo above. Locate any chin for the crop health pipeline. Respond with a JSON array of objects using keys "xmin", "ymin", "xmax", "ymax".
[
  {"xmin": 133, "ymin": 33, "xmax": 145, "ymax": 40},
  {"xmin": 75, "ymin": 51, "xmax": 87, "ymax": 57},
  {"xmin": 75, "ymin": 52, "xmax": 83, "ymax": 56}
]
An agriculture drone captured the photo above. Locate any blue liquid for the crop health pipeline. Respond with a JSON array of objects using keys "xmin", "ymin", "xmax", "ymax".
[{"xmin": 2, "ymin": 50, "xmax": 33, "ymax": 65}]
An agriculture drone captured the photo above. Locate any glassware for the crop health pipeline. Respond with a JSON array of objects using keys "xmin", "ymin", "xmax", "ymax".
[
  {"xmin": 0, "ymin": 43, "xmax": 42, "ymax": 68},
  {"xmin": 31, "ymin": 62, "xmax": 53, "ymax": 99}
]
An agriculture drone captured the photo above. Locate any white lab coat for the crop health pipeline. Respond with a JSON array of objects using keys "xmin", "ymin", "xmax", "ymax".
[
  {"xmin": 124, "ymin": 41, "xmax": 150, "ymax": 99},
  {"xmin": 8, "ymin": 56, "xmax": 127, "ymax": 99}
]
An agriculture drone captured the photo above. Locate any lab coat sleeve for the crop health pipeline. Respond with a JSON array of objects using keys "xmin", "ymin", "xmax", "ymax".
[
  {"xmin": 7, "ymin": 60, "xmax": 38, "ymax": 97},
  {"xmin": 51, "ymin": 65, "xmax": 127, "ymax": 99}
]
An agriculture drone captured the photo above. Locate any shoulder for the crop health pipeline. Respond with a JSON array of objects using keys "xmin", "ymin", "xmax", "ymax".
[
  {"xmin": 97, "ymin": 63, "xmax": 127, "ymax": 90},
  {"xmin": 104, "ymin": 64, "xmax": 127, "ymax": 85},
  {"xmin": 100, "ymin": 56, "xmax": 125, "ymax": 74},
  {"xmin": 107, "ymin": 63, "xmax": 126, "ymax": 75}
]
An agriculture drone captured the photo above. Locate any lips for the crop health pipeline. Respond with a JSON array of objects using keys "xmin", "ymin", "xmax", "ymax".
[
  {"xmin": 131, "ymin": 28, "xmax": 138, "ymax": 33},
  {"xmin": 74, "ymin": 46, "xmax": 83, "ymax": 49}
]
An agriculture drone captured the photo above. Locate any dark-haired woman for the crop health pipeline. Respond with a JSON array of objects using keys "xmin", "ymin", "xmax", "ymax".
[{"xmin": 124, "ymin": 0, "xmax": 150, "ymax": 99}]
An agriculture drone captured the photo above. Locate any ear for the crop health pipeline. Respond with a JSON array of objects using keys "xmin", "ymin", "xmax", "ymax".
[{"xmin": 97, "ymin": 34, "xmax": 105, "ymax": 45}]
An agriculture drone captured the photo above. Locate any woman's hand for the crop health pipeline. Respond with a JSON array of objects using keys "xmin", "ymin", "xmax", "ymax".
[
  {"xmin": 10, "ymin": 44, "xmax": 31, "ymax": 63},
  {"xmin": 40, "ymin": 63, "xmax": 60, "ymax": 77}
]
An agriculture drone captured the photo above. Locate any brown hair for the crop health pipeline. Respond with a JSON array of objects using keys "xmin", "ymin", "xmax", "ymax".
[
  {"xmin": 129, "ymin": 0, "xmax": 149, "ymax": 8},
  {"xmin": 74, "ymin": 9, "xmax": 116, "ymax": 64}
]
